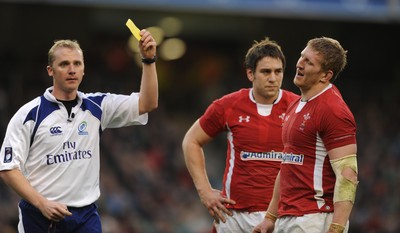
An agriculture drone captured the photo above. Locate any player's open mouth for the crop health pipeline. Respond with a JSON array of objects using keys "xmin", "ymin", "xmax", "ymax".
[{"xmin": 297, "ymin": 70, "xmax": 304, "ymax": 76}]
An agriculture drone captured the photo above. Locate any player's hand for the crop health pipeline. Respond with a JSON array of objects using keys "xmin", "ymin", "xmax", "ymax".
[
  {"xmin": 139, "ymin": 29, "xmax": 156, "ymax": 59},
  {"xmin": 252, "ymin": 218, "xmax": 275, "ymax": 233},
  {"xmin": 37, "ymin": 199, "xmax": 73, "ymax": 222},
  {"xmin": 199, "ymin": 188, "xmax": 236, "ymax": 223}
]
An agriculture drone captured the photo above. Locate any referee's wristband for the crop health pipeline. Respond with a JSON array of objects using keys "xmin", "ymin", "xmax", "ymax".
[{"xmin": 141, "ymin": 56, "xmax": 157, "ymax": 64}]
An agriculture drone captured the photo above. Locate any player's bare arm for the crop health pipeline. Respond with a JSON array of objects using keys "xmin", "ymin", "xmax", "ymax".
[
  {"xmin": 327, "ymin": 144, "xmax": 358, "ymax": 233},
  {"xmin": 182, "ymin": 120, "xmax": 236, "ymax": 223},
  {"xmin": 252, "ymin": 172, "xmax": 280, "ymax": 233}
]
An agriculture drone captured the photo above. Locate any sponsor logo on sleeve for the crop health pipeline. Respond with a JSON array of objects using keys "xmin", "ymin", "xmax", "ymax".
[{"xmin": 4, "ymin": 147, "xmax": 12, "ymax": 163}]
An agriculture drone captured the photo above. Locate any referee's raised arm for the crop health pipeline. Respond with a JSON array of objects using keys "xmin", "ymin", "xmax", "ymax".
[{"xmin": 138, "ymin": 29, "xmax": 158, "ymax": 115}]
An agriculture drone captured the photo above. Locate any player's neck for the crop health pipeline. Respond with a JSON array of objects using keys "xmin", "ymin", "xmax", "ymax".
[
  {"xmin": 252, "ymin": 89, "xmax": 278, "ymax": 105},
  {"xmin": 301, "ymin": 83, "xmax": 331, "ymax": 102}
]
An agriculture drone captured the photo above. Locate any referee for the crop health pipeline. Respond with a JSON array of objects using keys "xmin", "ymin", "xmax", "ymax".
[{"xmin": 0, "ymin": 29, "xmax": 158, "ymax": 232}]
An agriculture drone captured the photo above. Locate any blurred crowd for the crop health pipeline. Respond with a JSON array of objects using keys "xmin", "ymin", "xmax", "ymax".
[{"xmin": 1, "ymin": 34, "xmax": 400, "ymax": 233}]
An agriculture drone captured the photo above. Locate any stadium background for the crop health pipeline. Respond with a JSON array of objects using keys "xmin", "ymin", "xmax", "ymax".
[{"xmin": 1, "ymin": 0, "xmax": 400, "ymax": 232}]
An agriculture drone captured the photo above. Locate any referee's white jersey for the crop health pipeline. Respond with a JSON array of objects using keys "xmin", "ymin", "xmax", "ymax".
[{"xmin": 0, "ymin": 87, "xmax": 148, "ymax": 207}]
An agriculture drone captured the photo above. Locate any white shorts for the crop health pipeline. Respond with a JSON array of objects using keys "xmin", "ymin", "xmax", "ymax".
[
  {"xmin": 213, "ymin": 210, "xmax": 266, "ymax": 233},
  {"xmin": 275, "ymin": 212, "xmax": 349, "ymax": 233}
]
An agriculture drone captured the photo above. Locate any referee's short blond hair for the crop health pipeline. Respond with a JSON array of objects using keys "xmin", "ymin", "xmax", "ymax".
[{"xmin": 48, "ymin": 40, "xmax": 83, "ymax": 66}]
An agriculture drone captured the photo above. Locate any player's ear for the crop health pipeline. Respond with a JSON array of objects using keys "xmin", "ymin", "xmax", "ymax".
[
  {"xmin": 246, "ymin": 69, "xmax": 254, "ymax": 82},
  {"xmin": 321, "ymin": 70, "xmax": 333, "ymax": 83}
]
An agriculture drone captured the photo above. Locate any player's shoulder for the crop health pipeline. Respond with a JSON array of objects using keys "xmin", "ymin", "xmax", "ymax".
[
  {"xmin": 223, "ymin": 88, "xmax": 249, "ymax": 98},
  {"xmin": 280, "ymin": 89, "xmax": 300, "ymax": 106},
  {"xmin": 216, "ymin": 88, "xmax": 250, "ymax": 104},
  {"xmin": 320, "ymin": 85, "xmax": 347, "ymax": 107},
  {"xmin": 281, "ymin": 89, "xmax": 300, "ymax": 100},
  {"xmin": 314, "ymin": 85, "xmax": 353, "ymax": 118}
]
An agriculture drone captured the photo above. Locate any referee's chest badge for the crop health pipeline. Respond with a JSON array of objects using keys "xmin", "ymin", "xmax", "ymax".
[{"xmin": 78, "ymin": 121, "xmax": 89, "ymax": 136}]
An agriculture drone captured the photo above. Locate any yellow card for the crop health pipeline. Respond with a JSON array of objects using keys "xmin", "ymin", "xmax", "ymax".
[{"xmin": 126, "ymin": 19, "xmax": 141, "ymax": 41}]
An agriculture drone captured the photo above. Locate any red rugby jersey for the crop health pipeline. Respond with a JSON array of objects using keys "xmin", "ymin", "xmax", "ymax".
[
  {"xmin": 200, "ymin": 88, "xmax": 299, "ymax": 212},
  {"xmin": 279, "ymin": 84, "xmax": 357, "ymax": 216}
]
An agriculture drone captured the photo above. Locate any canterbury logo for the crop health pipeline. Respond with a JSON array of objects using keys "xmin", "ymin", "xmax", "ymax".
[{"xmin": 50, "ymin": 126, "xmax": 62, "ymax": 135}]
